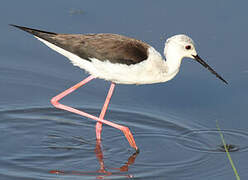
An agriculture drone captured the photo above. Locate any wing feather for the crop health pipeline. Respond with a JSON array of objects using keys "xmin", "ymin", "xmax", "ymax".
[{"xmin": 11, "ymin": 25, "xmax": 150, "ymax": 65}]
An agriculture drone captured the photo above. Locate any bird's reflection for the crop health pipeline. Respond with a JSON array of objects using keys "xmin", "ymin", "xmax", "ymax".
[{"xmin": 50, "ymin": 139, "xmax": 139, "ymax": 178}]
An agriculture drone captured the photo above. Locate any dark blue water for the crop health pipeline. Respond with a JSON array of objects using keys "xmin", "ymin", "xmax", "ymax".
[{"xmin": 1, "ymin": 0, "xmax": 248, "ymax": 179}]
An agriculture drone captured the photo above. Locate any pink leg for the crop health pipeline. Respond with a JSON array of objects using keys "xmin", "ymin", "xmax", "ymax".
[
  {"xmin": 50, "ymin": 75, "xmax": 138, "ymax": 151},
  {"xmin": 96, "ymin": 83, "xmax": 115, "ymax": 140}
]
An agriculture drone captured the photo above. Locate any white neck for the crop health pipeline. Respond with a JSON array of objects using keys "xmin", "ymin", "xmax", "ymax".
[{"xmin": 164, "ymin": 46, "xmax": 183, "ymax": 79}]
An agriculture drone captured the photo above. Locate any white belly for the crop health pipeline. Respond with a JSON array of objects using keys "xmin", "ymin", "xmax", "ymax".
[{"xmin": 36, "ymin": 37, "xmax": 174, "ymax": 84}]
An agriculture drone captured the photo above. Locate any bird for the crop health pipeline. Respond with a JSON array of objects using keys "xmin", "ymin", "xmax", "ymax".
[{"xmin": 10, "ymin": 24, "xmax": 227, "ymax": 152}]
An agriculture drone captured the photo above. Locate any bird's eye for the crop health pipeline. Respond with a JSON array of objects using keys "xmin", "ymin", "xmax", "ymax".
[{"xmin": 185, "ymin": 45, "xmax": 191, "ymax": 50}]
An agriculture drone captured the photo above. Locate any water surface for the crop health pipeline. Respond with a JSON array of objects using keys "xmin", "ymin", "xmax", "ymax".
[{"xmin": 1, "ymin": 0, "xmax": 248, "ymax": 179}]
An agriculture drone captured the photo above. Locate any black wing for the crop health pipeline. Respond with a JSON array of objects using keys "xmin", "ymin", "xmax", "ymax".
[{"xmin": 10, "ymin": 24, "xmax": 150, "ymax": 65}]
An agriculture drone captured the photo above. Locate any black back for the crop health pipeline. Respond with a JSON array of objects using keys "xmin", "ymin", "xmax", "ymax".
[{"xmin": 11, "ymin": 25, "xmax": 150, "ymax": 65}]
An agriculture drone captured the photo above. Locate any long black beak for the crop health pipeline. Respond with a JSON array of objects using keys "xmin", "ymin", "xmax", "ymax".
[{"xmin": 192, "ymin": 55, "xmax": 228, "ymax": 84}]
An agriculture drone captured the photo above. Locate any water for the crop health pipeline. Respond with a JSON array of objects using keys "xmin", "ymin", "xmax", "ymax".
[{"xmin": 1, "ymin": 0, "xmax": 248, "ymax": 179}]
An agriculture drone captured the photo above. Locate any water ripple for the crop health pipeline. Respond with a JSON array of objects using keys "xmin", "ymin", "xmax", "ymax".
[{"xmin": 0, "ymin": 106, "xmax": 247, "ymax": 179}]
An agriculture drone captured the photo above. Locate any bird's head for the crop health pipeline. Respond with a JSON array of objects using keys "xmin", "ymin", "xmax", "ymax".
[{"xmin": 164, "ymin": 34, "xmax": 227, "ymax": 84}]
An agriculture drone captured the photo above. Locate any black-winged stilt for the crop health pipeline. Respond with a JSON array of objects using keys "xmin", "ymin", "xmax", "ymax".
[{"xmin": 10, "ymin": 24, "xmax": 227, "ymax": 151}]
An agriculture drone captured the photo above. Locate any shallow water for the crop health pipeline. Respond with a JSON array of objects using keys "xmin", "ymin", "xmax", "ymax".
[
  {"xmin": 1, "ymin": 0, "xmax": 248, "ymax": 179},
  {"xmin": 2, "ymin": 106, "xmax": 248, "ymax": 179}
]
